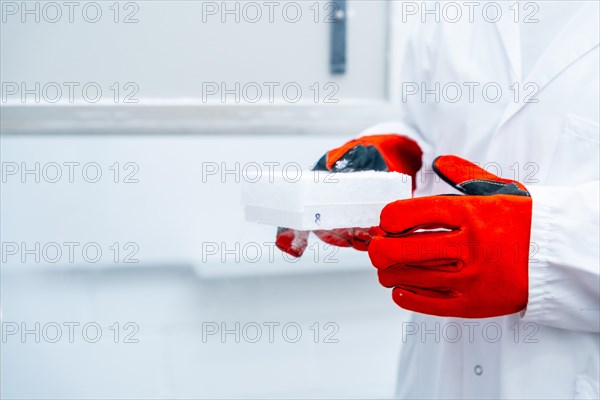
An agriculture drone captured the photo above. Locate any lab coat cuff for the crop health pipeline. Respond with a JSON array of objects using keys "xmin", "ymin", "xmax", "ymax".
[{"xmin": 520, "ymin": 185, "xmax": 554, "ymax": 323}]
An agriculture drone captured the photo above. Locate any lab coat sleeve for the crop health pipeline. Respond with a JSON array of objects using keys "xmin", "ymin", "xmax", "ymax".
[
  {"xmin": 357, "ymin": 22, "xmax": 436, "ymax": 194},
  {"xmin": 522, "ymin": 181, "xmax": 600, "ymax": 333}
]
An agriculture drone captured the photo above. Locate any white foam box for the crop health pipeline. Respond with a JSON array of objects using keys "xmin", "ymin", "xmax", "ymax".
[{"xmin": 242, "ymin": 170, "xmax": 412, "ymax": 230}]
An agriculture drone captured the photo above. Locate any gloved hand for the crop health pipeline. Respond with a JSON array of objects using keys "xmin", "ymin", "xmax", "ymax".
[
  {"xmin": 368, "ymin": 155, "xmax": 532, "ymax": 318},
  {"xmin": 276, "ymin": 134, "xmax": 423, "ymax": 257}
]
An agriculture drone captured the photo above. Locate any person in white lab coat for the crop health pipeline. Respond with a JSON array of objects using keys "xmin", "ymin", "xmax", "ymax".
[{"xmin": 275, "ymin": 1, "xmax": 599, "ymax": 398}]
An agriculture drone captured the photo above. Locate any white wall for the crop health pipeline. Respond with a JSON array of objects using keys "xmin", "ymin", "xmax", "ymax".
[
  {"xmin": 1, "ymin": 1, "xmax": 416, "ymax": 398},
  {"xmin": 1, "ymin": 134, "xmax": 374, "ymax": 276},
  {"xmin": 1, "ymin": 1, "xmax": 401, "ymax": 135},
  {"xmin": 1, "ymin": 1, "xmax": 390, "ymax": 102},
  {"xmin": 1, "ymin": 133, "xmax": 416, "ymax": 399},
  {"xmin": 1, "ymin": 267, "xmax": 411, "ymax": 399}
]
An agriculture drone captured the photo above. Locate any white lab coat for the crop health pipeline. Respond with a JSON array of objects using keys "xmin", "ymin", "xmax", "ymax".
[{"xmin": 363, "ymin": 2, "xmax": 600, "ymax": 399}]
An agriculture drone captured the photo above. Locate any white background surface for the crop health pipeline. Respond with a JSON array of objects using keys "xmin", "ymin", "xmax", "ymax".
[
  {"xmin": 1, "ymin": 268, "xmax": 411, "ymax": 399},
  {"xmin": 1, "ymin": 1, "xmax": 415, "ymax": 398}
]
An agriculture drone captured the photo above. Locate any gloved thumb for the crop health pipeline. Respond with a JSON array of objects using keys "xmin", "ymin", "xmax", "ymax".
[{"xmin": 432, "ymin": 155, "xmax": 530, "ymax": 196}]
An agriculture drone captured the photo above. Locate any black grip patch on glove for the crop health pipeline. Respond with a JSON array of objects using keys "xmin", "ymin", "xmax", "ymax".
[{"xmin": 314, "ymin": 145, "xmax": 388, "ymax": 172}]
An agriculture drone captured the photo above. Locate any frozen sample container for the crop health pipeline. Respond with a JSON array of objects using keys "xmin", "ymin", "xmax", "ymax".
[{"xmin": 242, "ymin": 170, "xmax": 412, "ymax": 230}]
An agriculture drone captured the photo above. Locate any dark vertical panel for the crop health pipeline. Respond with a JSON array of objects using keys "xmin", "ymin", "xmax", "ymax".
[{"xmin": 330, "ymin": 0, "xmax": 347, "ymax": 75}]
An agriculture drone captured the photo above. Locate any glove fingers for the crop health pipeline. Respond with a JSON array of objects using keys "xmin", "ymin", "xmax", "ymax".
[
  {"xmin": 391, "ymin": 286, "xmax": 462, "ymax": 317},
  {"xmin": 377, "ymin": 263, "xmax": 462, "ymax": 289},
  {"xmin": 276, "ymin": 228, "xmax": 309, "ymax": 258},
  {"xmin": 369, "ymin": 233, "xmax": 465, "ymax": 271},
  {"xmin": 314, "ymin": 227, "xmax": 378, "ymax": 251},
  {"xmin": 379, "ymin": 197, "xmax": 461, "ymax": 235},
  {"xmin": 350, "ymin": 228, "xmax": 373, "ymax": 251},
  {"xmin": 313, "ymin": 229, "xmax": 355, "ymax": 248}
]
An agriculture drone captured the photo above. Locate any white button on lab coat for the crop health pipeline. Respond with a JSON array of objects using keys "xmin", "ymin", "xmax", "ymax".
[{"xmin": 362, "ymin": 2, "xmax": 599, "ymax": 398}]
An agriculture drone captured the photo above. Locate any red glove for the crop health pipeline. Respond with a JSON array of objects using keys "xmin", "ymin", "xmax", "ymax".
[
  {"xmin": 276, "ymin": 134, "xmax": 423, "ymax": 257},
  {"xmin": 368, "ymin": 155, "xmax": 532, "ymax": 318}
]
